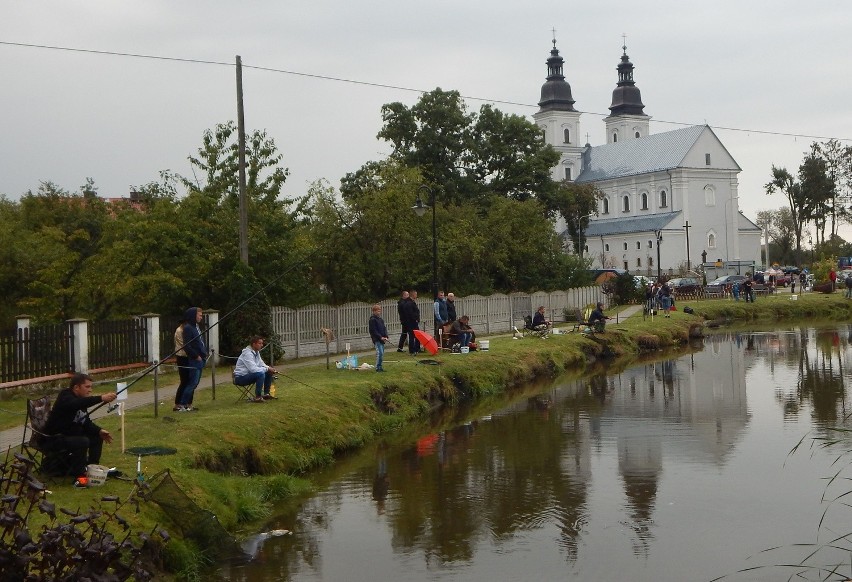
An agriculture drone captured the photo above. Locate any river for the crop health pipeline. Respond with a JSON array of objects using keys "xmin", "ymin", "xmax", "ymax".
[{"xmin": 218, "ymin": 325, "xmax": 852, "ymax": 581}]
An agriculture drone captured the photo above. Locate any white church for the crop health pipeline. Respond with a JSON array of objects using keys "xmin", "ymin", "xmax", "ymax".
[{"xmin": 533, "ymin": 41, "xmax": 762, "ymax": 278}]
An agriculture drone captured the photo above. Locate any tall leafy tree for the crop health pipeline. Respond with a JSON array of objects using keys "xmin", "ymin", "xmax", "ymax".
[
  {"xmin": 798, "ymin": 153, "xmax": 835, "ymax": 245},
  {"xmin": 765, "ymin": 166, "xmax": 810, "ymax": 266},
  {"xmin": 809, "ymin": 140, "xmax": 849, "ymax": 239},
  {"xmin": 181, "ymin": 121, "xmax": 313, "ymax": 309},
  {"xmin": 543, "ymin": 181, "xmax": 604, "ymax": 255},
  {"xmin": 756, "ymin": 208, "xmax": 795, "ymax": 265},
  {"xmin": 375, "ymin": 88, "xmax": 559, "ymax": 208}
]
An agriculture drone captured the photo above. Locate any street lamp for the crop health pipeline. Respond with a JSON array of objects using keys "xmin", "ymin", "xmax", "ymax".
[
  {"xmin": 654, "ymin": 230, "xmax": 663, "ymax": 281},
  {"xmin": 412, "ymin": 185, "xmax": 439, "ymax": 305}
]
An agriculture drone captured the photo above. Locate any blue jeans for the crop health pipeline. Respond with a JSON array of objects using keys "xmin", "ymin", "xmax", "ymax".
[
  {"xmin": 457, "ymin": 332, "xmax": 471, "ymax": 347},
  {"xmin": 234, "ymin": 370, "xmax": 275, "ymax": 397},
  {"xmin": 374, "ymin": 341, "xmax": 385, "ymax": 371},
  {"xmin": 180, "ymin": 359, "xmax": 205, "ymax": 406}
]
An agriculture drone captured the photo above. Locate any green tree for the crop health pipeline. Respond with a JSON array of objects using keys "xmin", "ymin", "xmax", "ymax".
[
  {"xmin": 811, "ymin": 139, "xmax": 852, "ymax": 238},
  {"xmin": 17, "ymin": 181, "xmax": 111, "ymax": 321},
  {"xmin": 218, "ymin": 261, "xmax": 278, "ymax": 361},
  {"xmin": 543, "ymin": 181, "xmax": 603, "ymax": 255},
  {"xmin": 756, "ymin": 208, "xmax": 796, "ymax": 266},
  {"xmin": 765, "ymin": 166, "xmax": 810, "ymax": 266},
  {"xmin": 181, "ymin": 122, "xmax": 314, "ymax": 309},
  {"xmin": 375, "ymin": 88, "xmax": 559, "ymax": 208},
  {"xmin": 798, "ymin": 152, "xmax": 836, "ymax": 245},
  {"xmin": 306, "ymin": 164, "xmax": 435, "ymax": 302}
]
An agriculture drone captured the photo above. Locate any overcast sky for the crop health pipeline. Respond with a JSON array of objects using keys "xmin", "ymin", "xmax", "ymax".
[{"xmin": 2, "ymin": 1, "xmax": 850, "ymax": 235}]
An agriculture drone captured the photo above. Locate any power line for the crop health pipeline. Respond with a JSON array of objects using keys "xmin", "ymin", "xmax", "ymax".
[{"xmin": 2, "ymin": 39, "xmax": 851, "ymax": 143}]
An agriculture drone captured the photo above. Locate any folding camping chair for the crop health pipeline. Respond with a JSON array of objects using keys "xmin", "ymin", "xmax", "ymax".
[
  {"xmin": 21, "ymin": 396, "xmax": 73, "ymax": 477},
  {"xmin": 522, "ymin": 315, "xmax": 550, "ymax": 339},
  {"xmin": 232, "ymin": 370, "xmax": 254, "ymax": 403}
]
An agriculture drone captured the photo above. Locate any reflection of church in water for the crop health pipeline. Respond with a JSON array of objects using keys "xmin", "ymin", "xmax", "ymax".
[{"xmin": 547, "ymin": 336, "xmax": 750, "ymax": 554}]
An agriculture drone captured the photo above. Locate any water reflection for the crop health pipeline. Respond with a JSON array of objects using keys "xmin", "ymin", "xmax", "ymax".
[{"xmin": 220, "ymin": 325, "xmax": 852, "ymax": 582}]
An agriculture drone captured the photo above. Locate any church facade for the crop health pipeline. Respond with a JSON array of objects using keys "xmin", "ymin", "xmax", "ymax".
[{"xmin": 533, "ymin": 42, "xmax": 762, "ymax": 278}]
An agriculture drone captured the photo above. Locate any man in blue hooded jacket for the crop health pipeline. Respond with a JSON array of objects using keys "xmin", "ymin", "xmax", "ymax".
[{"xmin": 178, "ymin": 307, "xmax": 207, "ymax": 411}]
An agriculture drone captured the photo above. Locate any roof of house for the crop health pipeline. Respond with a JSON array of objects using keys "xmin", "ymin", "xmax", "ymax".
[
  {"xmin": 575, "ymin": 125, "xmax": 710, "ymax": 183},
  {"xmin": 562, "ymin": 211, "xmax": 682, "ymax": 239}
]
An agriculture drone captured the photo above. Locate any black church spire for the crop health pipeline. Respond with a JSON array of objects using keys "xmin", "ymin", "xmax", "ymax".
[
  {"xmin": 608, "ymin": 43, "xmax": 646, "ymax": 117},
  {"xmin": 538, "ymin": 39, "xmax": 576, "ymax": 112}
]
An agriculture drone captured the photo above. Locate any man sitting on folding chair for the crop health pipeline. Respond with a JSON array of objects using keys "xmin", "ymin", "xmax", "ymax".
[
  {"xmin": 233, "ymin": 336, "xmax": 278, "ymax": 403},
  {"xmin": 41, "ymin": 373, "xmax": 116, "ymax": 480}
]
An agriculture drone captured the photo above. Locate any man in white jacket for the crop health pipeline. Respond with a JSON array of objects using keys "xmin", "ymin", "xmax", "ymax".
[{"xmin": 234, "ymin": 336, "xmax": 278, "ymax": 402}]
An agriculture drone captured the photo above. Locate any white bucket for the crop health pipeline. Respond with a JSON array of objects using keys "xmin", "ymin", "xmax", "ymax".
[
  {"xmin": 479, "ymin": 340, "xmax": 490, "ymax": 351},
  {"xmin": 460, "ymin": 346, "xmax": 470, "ymax": 354},
  {"xmin": 86, "ymin": 464, "xmax": 109, "ymax": 487}
]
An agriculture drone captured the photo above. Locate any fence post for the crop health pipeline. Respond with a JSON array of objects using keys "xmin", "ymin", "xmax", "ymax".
[
  {"xmin": 210, "ymin": 348, "xmax": 216, "ymax": 401},
  {"xmin": 153, "ymin": 361, "xmax": 159, "ymax": 419},
  {"xmin": 205, "ymin": 310, "xmax": 220, "ymax": 365},
  {"xmin": 137, "ymin": 313, "xmax": 160, "ymax": 364},
  {"xmin": 67, "ymin": 319, "xmax": 89, "ymax": 373}
]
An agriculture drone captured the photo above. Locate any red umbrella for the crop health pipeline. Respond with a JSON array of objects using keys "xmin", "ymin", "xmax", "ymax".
[{"xmin": 413, "ymin": 329, "xmax": 439, "ymax": 355}]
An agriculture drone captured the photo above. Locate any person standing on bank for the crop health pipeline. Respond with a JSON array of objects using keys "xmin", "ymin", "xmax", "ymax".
[
  {"xmin": 178, "ymin": 307, "xmax": 207, "ymax": 412},
  {"xmin": 42, "ymin": 373, "xmax": 116, "ymax": 479},
  {"xmin": 400, "ymin": 291, "xmax": 420, "ymax": 354},
  {"xmin": 396, "ymin": 290, "xmax": 410, "ymax": 353},
  {"xmin": 369, "ymin": 304, "xmax": 389, "ymax": 372},
  {"xmin": 172, "ymin": 312, "xmax": 192, "ymax": 412},
  {"xmin": 446, "ymin": 292, "xmax": 458, "ymax": 325},
  {"xmin": 434, "ymin": 291, "xmax": 448, "ymax": 340},
  {"xmin": 408, "ymin": 290, "xmax": 421, "ymax": 354},
  {"xmin": 234, "ymin": 336, "xmax": 278, "ymax": 402}
]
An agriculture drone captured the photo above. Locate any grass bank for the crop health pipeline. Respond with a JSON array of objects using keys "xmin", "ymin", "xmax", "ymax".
[{"xmin": 16, "ymin": 291, "xmax": 852, "ymax": 578}]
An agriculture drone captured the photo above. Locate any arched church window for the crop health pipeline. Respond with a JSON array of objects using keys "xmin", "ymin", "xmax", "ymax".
[
  {"xmin": 708, "ymin": 232, "xmax": 717, "ymax": 249},
  {"xmin": 660, "ymin": 190, "xmax": 668, "ymax": 208},
  {"xmin": 565, "ymin": 166, "xmax": 572, "ymax": 180},
  {"xmin": 622, "ymin": 195, "xmax": 630, "ymax": 213},
  {"xmin": 613, "ymin": 132, "xmax": 618, "ymax": 143},
  {"xmin": 605, "ymin": 243, "xmax": 610, "ymax": 252},
  {"xmin": 564, "ymin": 128, "xmax": 571, "ymax": 143},
  {"xmin": 635, "ymin": 131, "xmax": 640, "ymax": 138},
  {"xmin": 704, "ymin": 185, "xmax": 716, "ymax": 206},
  {"xmin": 641, "ymin": 192, "xmax": 648, "ymax": 210},
  {"xmin": 603, "ymin": 198, "xmax": 610, "ymax": 214}
]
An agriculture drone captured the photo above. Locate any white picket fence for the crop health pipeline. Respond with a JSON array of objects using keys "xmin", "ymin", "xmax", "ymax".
[{"xmin": 271, "ymin": 287, "xmax": 606, "ymax": 360}]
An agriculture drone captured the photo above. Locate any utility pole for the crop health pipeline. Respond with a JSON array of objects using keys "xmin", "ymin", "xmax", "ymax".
[
  {"xmin": 683, "ymin": 221, "xmax": 692, "ymax": 272},
  {"xmin": 236, "ymin": 55, "xmax": 249, "ymax": 265}
]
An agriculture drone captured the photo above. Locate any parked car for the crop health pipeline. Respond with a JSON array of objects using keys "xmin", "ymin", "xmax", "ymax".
[
  {"xmin": 707, "ymin": 275, "xmax": 748, "ymax": 291},
  {"xmin": 667, "ymin": 277, "xmax": 702, "ymax": 296},
  {"xmin": 708, "ymin": 274, "xmax": 747, "ymax": 287}
]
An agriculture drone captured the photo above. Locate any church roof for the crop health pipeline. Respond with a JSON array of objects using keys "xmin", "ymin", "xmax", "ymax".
[
  {"xmin": 575, "ymin": 125, "xmax": 707, "ymax": 183},
  {"xmin": 562, "ymin": 211, "xmax": 682, "ymax": 239}
]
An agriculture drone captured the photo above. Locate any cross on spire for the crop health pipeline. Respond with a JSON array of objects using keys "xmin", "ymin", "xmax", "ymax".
[
  {"xmin": 622, "ymin": 33, "xmax": 627, "ymax": 53},
  {"xmin": 552, "ymin": 27, "xmax": 557, "ymax": 48}
]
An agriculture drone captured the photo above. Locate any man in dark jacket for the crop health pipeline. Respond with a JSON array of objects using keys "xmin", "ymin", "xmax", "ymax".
[
  {"xmin": 368, "ymin": 304, "xmax": 389, "ymax": 372},
  {"xmin": 406, "ymin": 290, "xmax": 421, "ymax": 354},
  {"xmin": 396, "ymin": 291, "xmax": 410, "ymax": 353},
  {"xmin": 446, "ymin": 292, "xmax": 458, "ymax": 324},
  {"xmin": 179, "ymin": 307, "xmax": 207, "ymax": 411},
  {"xmin": 43, "ymin": 373, "xmax": 116, "ymax": 477}
]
